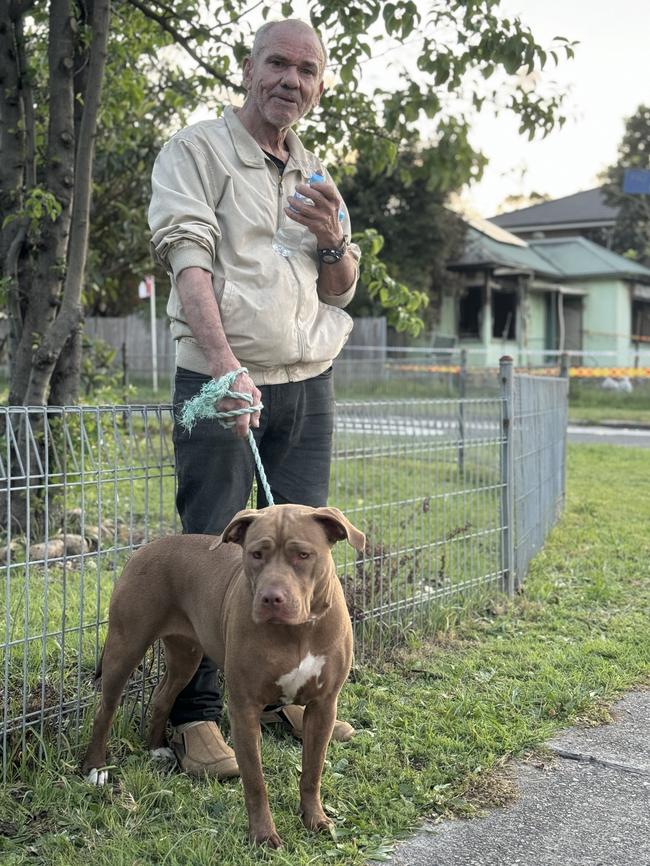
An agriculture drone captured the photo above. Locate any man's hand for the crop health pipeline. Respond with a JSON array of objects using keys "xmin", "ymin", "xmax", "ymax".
[
  {"xmin": 285, "ymin": 182, "xmax": 356, "ymax": 298},
  {"xmin": 217, "ymin": 367, "xmax": 262, "ymax": 440},
  {"xmin": 174, "ymin": 268, "xmax": 262, "ymax": 439},
  {"xmin": 286, "ymin": 181, "xmax": 344, "ymax": 249}
]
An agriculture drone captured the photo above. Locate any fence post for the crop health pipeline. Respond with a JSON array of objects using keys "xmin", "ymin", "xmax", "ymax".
[
  {"xmin": 457, "ymin": 348, "xmax": 467, "ymax": 475},
  {"xmin": 559, "ymin": 351, "xmax": 569, "ymax": 379},
  {"xmin": 499, "ymin": 355, "xmax": 515, "ymax": 597}
]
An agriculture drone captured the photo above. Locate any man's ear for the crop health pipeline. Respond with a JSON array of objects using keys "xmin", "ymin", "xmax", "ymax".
[
  {"xmin": 221, "ymin": 509, "xmax": 259, "ymax": 546},
  {"xmin": 312, "ymin": 507, "xmax": 366, "ymax": 551},
  {"xmin": 242, "ymin": 56, "xmax": 253, "ymax": 90},
  {"xmin": 308, "ymin": 79, "xmax": 324, "ymax": 112}
]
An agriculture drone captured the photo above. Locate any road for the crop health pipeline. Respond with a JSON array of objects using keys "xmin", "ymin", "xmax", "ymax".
[
  {"xmin": 568, "ymin": 424, "xmax": 650, "ymax": 447},
  {"xmin": 334, "ymin": 413, "xmax": 650, "ymax": 448}
]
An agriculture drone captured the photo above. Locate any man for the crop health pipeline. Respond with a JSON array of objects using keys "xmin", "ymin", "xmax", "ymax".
[{"xmin": 148, "ymin": 19, "xmax": 360, "ymax": 779}]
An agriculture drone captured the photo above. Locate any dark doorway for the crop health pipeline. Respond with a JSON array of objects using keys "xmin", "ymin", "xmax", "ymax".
[
  {"xmin": 562, "ymin": 296, "xmax": 583, "ymax": 352},
  {"xmin": 492, "ymin": 291, "xmax": 517, "ymax": 340},
  {"xmin": 459, "ymin": 286, "xmax": 483, "ymax": 338}
]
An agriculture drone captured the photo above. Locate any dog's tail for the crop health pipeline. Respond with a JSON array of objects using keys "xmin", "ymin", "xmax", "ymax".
[{"xmin": 93, "ymin": 645, "xmax": 105, "ymax": 689}]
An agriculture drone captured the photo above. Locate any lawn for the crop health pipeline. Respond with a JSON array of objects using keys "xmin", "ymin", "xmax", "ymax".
[
  {"xmin": 1, "ymin": 442, "xmax": 648, "ymax": 865},
  {"xmin": 103, "ymin": 372, "xmax": 650, "ymax": 425},
  {"xmin": 568, "ymin": 379, "xmax": 650, "ymax": 425},
  {"xmin": 4, "ymin": 367, "xmax": 650, "ymax": 423}
]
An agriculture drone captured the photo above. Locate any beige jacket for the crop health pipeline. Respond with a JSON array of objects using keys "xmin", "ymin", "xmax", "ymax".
[{"xmin": 149, "ymin": 106, "xmax": 360, "ymax": 384}]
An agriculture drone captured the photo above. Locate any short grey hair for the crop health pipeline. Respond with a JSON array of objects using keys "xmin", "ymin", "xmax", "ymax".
[{"xmin": 250, "ymin": 19, "xmax": 328, "ymax": 74}]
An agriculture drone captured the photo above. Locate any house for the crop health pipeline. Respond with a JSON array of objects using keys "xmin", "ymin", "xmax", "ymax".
[
  {"xmin": 488, "ymin": 186, "xmax": 619, "ymax": 247},
  {"xmin": 436, "ymin": 217, "xmax": 650, "ymax": 367}
]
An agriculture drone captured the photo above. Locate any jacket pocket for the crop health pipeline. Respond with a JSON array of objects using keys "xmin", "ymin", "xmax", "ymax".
[
  {"xmin": 301, "ymin": 302, "xmax": 354, "ymax": 363},
  {"xmin": 219, "ymin": 279, "xmax": 301, "ymax": 367},
  {"xmin": 219, "ymin": 280, "xmax": 353, "ymax": 368}
]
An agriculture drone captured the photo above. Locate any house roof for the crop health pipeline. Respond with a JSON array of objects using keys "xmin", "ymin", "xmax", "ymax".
[
  {"xmin": 530, "ymin": 237, "xmax": 650, "ymax": 282},
  {"xmin": 488, "ymin": 187, "xmax": 619, "ymax": 232},
  {"xmin": 448, "ymin": 226, "xmax": 563, "ymax": 278},
  {"xmin": 448, "ymin": 226, "xmax": 650, "ymax": 284}
]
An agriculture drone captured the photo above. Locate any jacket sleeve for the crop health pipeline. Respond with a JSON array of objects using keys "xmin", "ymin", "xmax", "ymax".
[{"xmin": 148, "ymin": 136, "xmax": 221, "ymax": 278}]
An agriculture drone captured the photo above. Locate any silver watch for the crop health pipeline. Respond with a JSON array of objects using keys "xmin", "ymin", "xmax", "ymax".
[{"xmin": 317, "ymin": 238, "xmax": 348, "ymax": 264}]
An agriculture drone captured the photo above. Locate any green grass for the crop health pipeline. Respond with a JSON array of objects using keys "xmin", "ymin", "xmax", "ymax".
[
  {"xmin": 6, "ymin": 367, "xmax": 650, "ymax": 424},
  {"xmin": 1, "ymin": 443, "xmax": 649, "ymax": 864},
  {"xmin": 2, "ymin": 410, "xmax": 503, "ymax": 705},
  {"xmin": 568, "ymin": 380, "xmax": 650, "ymax": 425}
]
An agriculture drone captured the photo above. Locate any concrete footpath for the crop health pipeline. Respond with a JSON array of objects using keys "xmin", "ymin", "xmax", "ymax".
[{"xmin": 387, "ymin": 691, "xmax": 650, "ymax": 866}]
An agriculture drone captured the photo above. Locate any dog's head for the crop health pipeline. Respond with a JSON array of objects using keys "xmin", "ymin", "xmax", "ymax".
[{"xmin": 221, "ymin": 504, "xmax": 365, "ymax": 625}]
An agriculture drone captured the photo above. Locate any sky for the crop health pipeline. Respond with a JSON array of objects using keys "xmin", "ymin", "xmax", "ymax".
[{"xmin": 459, "ymin": 0, "xmax": 650, "ymax": 216}]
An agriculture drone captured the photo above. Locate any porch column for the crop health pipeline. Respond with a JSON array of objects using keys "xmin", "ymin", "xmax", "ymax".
[{"xmin": 481, "ymin": 270, "xmax": 492, "ymax": 350}]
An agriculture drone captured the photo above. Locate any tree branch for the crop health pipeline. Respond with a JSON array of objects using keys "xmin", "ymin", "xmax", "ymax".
[
  {"xmin": 14, "ymin": 14, "xmax": 36, "ymax": 187},
  {"xmin": 59, "ymin": 0, "xmax": 111, "ymax": 318},
  {"xmin": 8, "ymin": 0, "xmax": 36, "ymax": 19},
  {"xmin": 126, "ymin": 0, "xmax": 245, "ymax": 93}
]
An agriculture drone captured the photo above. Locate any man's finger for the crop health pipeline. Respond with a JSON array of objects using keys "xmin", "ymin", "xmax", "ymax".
[
  {"xmin": 235, "ymin": 413, "xmax": 251, "ymax": 438},
  {"xmin": 295, "ymin": 181, "xmax": 337, "ymax": 203}
]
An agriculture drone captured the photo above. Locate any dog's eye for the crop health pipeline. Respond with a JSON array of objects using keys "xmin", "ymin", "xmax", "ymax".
[
  {"xmin": 298, "ymin": 552, "xmax": 310, "ymax": 559},
  {"xmin": 251, "ymin": 551, "xmax": 263, "ymax": 560}
]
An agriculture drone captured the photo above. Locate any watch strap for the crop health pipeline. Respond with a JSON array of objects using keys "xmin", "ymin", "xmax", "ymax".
[{"xmin": 317, "ymin": 238, "xmax": 348, "ymax": 264}]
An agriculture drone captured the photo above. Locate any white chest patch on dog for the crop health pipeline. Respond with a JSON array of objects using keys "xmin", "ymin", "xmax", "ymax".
[{"xmin": 276, "ymin": 653, "xmax": 326, "ymax": 704}]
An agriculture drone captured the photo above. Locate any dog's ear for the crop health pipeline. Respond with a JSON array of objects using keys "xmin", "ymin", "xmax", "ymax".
[
  {"xmin": 221, "ymin": 509, "xmax": 259, "ymax": 546},
  {"xmin": 312, "ymin": 507, "xmax": 366, "ymax": 551}
]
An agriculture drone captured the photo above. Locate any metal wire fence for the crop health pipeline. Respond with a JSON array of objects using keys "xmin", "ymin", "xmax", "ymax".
[
  {"xmin": 0, "ymin": 359, "xmax": 567, "ymax": 777},
  {"xmin": 512, "ymin": 372, "xmax": 569, "ymax": 585}
]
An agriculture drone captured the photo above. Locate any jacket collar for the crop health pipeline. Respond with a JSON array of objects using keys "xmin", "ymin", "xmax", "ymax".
[{"xmin": 223, "ymin": 105, "xmax": 314, "ymax": 175}]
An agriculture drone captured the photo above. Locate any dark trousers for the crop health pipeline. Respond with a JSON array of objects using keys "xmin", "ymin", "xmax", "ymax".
[{"xmin": 169, "ymin": 366, "xmax": 335, "ymax": 725}]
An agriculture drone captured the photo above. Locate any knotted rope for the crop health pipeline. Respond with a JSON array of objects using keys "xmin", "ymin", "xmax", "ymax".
[{"xmin": 179, "ymin": 368, "xmax": 274, "ymax": 506}]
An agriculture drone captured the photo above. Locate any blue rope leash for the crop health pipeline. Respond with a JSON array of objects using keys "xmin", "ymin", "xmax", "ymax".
[{"xmin": 179, "ymin": 368, "xmax": 274, "ymax": 506}]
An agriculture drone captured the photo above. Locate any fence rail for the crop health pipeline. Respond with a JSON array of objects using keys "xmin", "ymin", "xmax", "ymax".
[{"xmin": 0, "ymin": 359, "xmax": 568, "ymax": 778}]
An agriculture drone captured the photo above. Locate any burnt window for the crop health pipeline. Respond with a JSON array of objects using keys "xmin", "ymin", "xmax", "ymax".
[
  {"xmin": 459, "ymin": 286, "xmax": 482, "ymax": 338},
  {"xmin": 632, "ymin": 299, "xmax": 650, "ymax": 340},
  {"xmin": 492, "ymin": 290, "xmax": 517, "ymax": 340}
]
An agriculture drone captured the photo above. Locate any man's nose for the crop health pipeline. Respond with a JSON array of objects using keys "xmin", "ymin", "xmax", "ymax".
[{"xmin": 281, "ymin": 65, "xmax": 300, "ymax": 87}]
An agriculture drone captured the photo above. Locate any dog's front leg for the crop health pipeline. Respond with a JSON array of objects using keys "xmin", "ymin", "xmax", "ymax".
[
  {"xmin": 299, "ymin": 697, "xmax": 337, "ymax": 832},
  {"xmin": 228, "ymin": 702, "xmax": 282, "ymax": 848}
]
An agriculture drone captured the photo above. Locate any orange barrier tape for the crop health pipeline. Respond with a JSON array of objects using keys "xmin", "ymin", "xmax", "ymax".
[
  {"xmin": 568, "ymin": 367, "xmax": 650, "ymax": 378},
  {"xmin": 392, "ymin": 364, "xmax": 650, "ymax": 378},
  {"xmin": 393, "ymin": 364, "xmax": 461, "ymax": 374}
]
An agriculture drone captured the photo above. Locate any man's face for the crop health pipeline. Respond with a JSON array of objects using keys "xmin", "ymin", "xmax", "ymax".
[{"xmin": 242, "ymin": 23, "xmax": 325, "ymax": 130}]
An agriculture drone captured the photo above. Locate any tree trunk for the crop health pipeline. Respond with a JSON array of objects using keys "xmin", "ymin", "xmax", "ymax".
[
  {"xmin": 23, "ymin": 0, "xmax": 111, "ymax": 406},
  {"xmin": 0, "ymin": 3, "xmax": 29, "ymax": 393},
  {"xmin": 49, "ymin": 325, "xmax": 82, "ymax": 405},
  {"xmin": 14, "ymin": 0, "xmax": 110, "ymax": 405},
  {"xmin": 10, "ymin": 0, "xmax": 76, "ymax": 405}
]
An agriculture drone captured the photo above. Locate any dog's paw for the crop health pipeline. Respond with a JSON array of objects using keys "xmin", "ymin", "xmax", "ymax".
[
  {"xmin": 85, "ymin": 767, "xmax": 109, "ymax": 786},
  {"xmin": 150, "ymin": 747, "xmax": 176, "ymax": 762},
  {"xmin": 250, "ymin": 828, "xmax": 283, "ymax": 849},
  {"xmin": 301, "ymin": 805, "xmax": 334, "ymax": 834}
]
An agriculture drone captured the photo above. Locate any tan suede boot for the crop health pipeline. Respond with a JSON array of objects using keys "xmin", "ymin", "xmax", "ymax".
[
  {"xmin": 260, "ymin": 705, "xmax": 356, "ymax": 742},
  {"xmin": 171, "ymin": 721, "xmax": 240, "ymax": 779}
]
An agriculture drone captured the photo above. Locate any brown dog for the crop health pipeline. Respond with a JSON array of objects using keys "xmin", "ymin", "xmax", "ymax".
[{"xmin": 82, "ymin": 504, "xmax": 365, "ymax": 847}]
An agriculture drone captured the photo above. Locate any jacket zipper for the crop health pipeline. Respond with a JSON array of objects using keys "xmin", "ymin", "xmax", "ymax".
[
  {"xmin": 277, "ymin": 172, "xmax": 284, "ymax": 230},
  {"xmin": 275, "ymin": 165, "xmax": 305, "ymax": 366}
]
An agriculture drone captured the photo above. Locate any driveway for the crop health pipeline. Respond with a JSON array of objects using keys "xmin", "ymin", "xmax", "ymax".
[{"xmin": 568, "ymin": 424, "xmax": 650, "ymax": 448}]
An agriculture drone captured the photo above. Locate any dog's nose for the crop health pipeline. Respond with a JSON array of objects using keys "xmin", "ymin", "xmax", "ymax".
[{"xmin": 261, "ymin": 586, "xmax": 287, "ymax": 608}]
